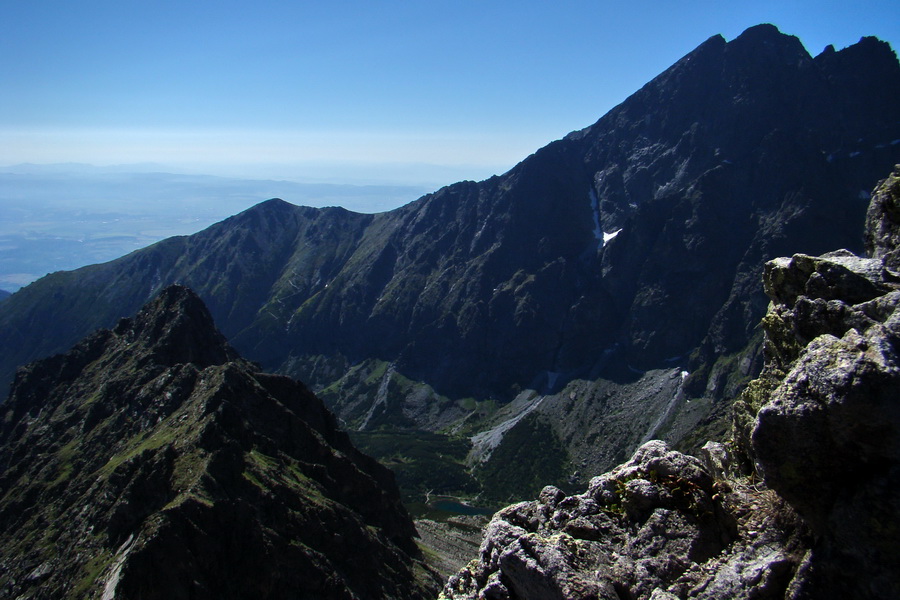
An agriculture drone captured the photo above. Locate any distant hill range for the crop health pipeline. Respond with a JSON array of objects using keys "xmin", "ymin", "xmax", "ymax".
[
  {"xmin": 0, "ymin": 166, "xmax": 431, "ymax": 291},
  {"xmin": 0, "ymin": 290, "xmax": 9, "ymax": 302},
  {"xmin": 1, "ymin": 24, "xmax": 899, "ymax": 501}
]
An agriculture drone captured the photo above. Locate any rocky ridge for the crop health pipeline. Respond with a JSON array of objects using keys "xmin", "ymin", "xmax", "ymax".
[
  {"xmin": 442, "ymin": 168, "xmax": 900, "ymax": 599},
  {"xmin": 0, "ymin": 285, "xmax": 438, "ymax": 599}
]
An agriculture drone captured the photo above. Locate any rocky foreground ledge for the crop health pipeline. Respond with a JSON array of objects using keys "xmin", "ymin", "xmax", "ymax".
[{"xmin": 442, "ymin": 169, "xmax": 900, "ymax": 600}]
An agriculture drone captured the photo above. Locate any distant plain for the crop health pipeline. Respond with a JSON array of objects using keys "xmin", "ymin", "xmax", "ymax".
[{"xmin": 0, "ymin": 164, "xmax": 430, "ymax": 291}]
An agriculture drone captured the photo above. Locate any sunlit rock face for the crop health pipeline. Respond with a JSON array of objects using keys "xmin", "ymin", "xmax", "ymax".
[
  {"xmin": 442, "ymin": 439, "xmax": 807, "ymax": 600},
  {"xmin": 748, "ymin": 166, "xmax": 900, "ymax": 598}
]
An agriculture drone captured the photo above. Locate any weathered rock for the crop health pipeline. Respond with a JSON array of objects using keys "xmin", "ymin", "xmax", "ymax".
[
  {"xmin": 763, "ymin": 250, "xmax": 890, "ymax": 308},
  {"xmin": 743, "ymin": 166, "xmax": 900, "ymax": 598},
  {"xmin": 442, "ymin": 440, "xmax": 806, "ymax": 600}
]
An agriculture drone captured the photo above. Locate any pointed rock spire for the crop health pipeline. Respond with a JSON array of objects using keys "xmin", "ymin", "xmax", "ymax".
[{"xmin": 114, "ymin": 284, "xmax": 240, "ymax": 368}]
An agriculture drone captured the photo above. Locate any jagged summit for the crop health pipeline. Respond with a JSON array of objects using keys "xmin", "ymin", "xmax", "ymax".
[
  {"xmin": 0, "ymin": 286, "xmax": 437, "ymax": 599},
  {"xmin": 111, "ymin": 284, "xmax": 241, "ymax": 368},
  {"xmin": 733, "ymin": 22, "xmax": 799, "ymax": 45}
]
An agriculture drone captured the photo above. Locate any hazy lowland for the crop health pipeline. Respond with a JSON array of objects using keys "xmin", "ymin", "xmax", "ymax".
[{"xmin": 0, "ymin": 164, "xmax": 430, "ymax": 291}]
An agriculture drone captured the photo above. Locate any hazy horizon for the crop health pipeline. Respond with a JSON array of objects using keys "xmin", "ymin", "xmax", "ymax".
[
  {"xmin": 0, "ymin": 166, "xmax": 434, "ymax": 292},
  {"xmin": 3, "ymin": 2, "xmax": 898, "ymax": 179}
]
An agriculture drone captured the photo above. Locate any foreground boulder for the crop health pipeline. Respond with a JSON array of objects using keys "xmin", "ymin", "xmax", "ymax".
[
  {"xmin": 0, "ymin": 285, "xmax": 438, "ymax": 599},
  {"xmin": 442, "ymin": 439, "xmax": 807, "ymax": 599},
  {"xmin": 443, "ymin": 168, "xmax": 900, "ymax": 598}
]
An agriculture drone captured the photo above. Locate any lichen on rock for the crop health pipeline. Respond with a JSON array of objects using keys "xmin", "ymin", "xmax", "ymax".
[{"xmin": 442, "ymin": 440, "xmax": 806, "ymax": 600}]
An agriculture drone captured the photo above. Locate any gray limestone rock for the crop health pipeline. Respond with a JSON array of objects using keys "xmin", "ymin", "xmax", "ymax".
[
  {"xmin": 748, "ymin": 273, "xmax": 900, "ymax": 595},
  {"xmin": 741, "ymin": 165, "xmax": 900, "ymax": 597}
]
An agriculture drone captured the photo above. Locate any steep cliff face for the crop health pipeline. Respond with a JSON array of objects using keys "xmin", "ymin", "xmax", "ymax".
[
  {"xmin": 0, "ymin": 285, "xmax": 437, "ymax": 599},
  {"xmin": 1, "ymin": 26, "xmax": 899, "ymax": 502},
  {"xmin": 443, "ymin": 168, "xmax": 900, "ymax": 599}
]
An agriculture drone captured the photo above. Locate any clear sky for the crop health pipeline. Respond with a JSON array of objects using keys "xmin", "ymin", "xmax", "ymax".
[{"xmin": 2, "ymin": 0, "xmax": 898, "ymax": 185}]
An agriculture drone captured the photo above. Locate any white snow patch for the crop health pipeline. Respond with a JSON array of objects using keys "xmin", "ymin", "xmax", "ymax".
[
  {"xmin": 603, "ymin": 228, "xmax": 622, "ymax": 247},
  {"xmin": 681, "ymin": 370, "xmax": 690, "ymax": 380}
]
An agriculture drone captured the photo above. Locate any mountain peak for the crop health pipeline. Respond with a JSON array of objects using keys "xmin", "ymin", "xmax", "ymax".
[
  {"xmin": 0, "ymin": 284, "xmax": 437, "ymax": 599},
  {"xmin": 244, "ymin": 197, "xmax": 305, "ymax": 217},
  {"xmin": 113, "ymin": 284, "xmax": 240, "ymax": 368},
  {"xmin": 736, "ymin": 22, "xmax": 783, "ymax": 39},
  {"xmin": 728, "ymin": 22, "xmax": 809, "ymax": 60},
  {"xmin": 256, "ymin": 196, "xmax": 291, "ymax": 209},
  {"xmin": 0, "ymin": 25, "xmax": 898, "ymax": 510}
]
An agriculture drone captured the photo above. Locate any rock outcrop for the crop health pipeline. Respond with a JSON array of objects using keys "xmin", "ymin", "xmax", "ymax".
[
  {"xmin": 443, "ymin": 169, "xmax": 900, "ymax": 598},
  {"xmin": 740, "ymin": 165, "xmax": 900, "ymax": 598},
  {"xmin": 443, "ymin": 440, "xmax": 807, "ymax": 599},
  {"xmin": 865, "ymin": 163, "xmax": 900, "ymax": 270},
  {"xmin": 0, "ymin": 285, "xmax": 438, "ymax": 599}
]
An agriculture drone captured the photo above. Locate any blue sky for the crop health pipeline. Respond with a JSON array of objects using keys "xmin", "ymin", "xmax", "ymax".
[{"xmin": 2, "ymin": 0, "xmax": 898, "ymax": 185}]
